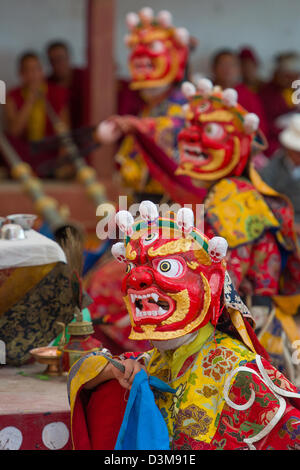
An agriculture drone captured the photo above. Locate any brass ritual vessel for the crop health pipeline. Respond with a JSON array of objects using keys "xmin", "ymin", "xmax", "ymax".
[{"xmin": 29, "ymin": 346, "xmax": 62, "ymax": 376}]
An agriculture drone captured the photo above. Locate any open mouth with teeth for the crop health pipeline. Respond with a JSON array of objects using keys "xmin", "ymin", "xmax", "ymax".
[
  {"xmin": 128, "ymin": 288, "xmax": 174, "ymax": 322},
  {"xmin": 180, "ymin": 143, "xmax": 211, "ymax": 165},
  {"xmin": 132, "ymin": 56, "xmax": 154, "ymax": 76}
]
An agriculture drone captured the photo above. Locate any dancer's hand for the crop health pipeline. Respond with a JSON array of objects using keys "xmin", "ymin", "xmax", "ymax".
[
  {"xmin": 84, "ymin": 358, "xmax": 146, "ymax": 390},
  {"xmin": 96, "ymin": 115, "xmax": 148, "ymax": 144},
  {"xmin": 109, "ymin": 358, "xmax": 147, "ymax": 390}
]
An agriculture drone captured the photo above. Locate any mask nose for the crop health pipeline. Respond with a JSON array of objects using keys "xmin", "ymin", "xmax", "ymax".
[
  {"xmin": 128, "ymin": 267, "xmax": 153, "ymax": 290},
  {"xmin": 131, "ymin": 44, "xmax": 148, "ymax": 58},
  {"xmin": 179, "ymin": 126, "xmax": 202, "ymax": 144}
]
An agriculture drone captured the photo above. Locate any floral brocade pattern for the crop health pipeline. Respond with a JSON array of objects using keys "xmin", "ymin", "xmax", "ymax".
[
  {"xmin": 69, "ymin": 330, "xmax": 300, "ymax": 450},
  {"xmin": 0, "ymin": 263, "xmax": 76, "ymax": 365},
  {"xmin": 210, "ymin": 358, "xmax": 300, "ymax": 450},
  {"xmin": 202, "ymin": 347, "xmax": 239, "ymax": 382},
  {"xmin": 149, "ymin": 330, "xmax": 257, "ymax": 446},
  {"xmin": 175, "ymin": 405, "xmax": 212, "ymax": 438},
  {"xmin": 205, "ymin": 177, "xmax": 280, "ymax": 248}
]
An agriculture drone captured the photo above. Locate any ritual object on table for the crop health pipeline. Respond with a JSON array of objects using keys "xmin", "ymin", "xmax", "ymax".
[
  {"xmin": 6, "ymin": 214, "xmax": 37, "ymax": 230},
  {"xmin": 0, "ymin": 227, "xmax": 76, "ymax": 366},
  {"xmin": 0, "ymin": 213, "xmax": 37, "ymax": 240},
  {"xmin": 29, "ymin": 345, "xmax": 62, "ymax": 376},
  {"xmin": 0, "ymin": 223, "xmax": 25, "ymax": 240},
  {"xmin": 57, "ymin": 229, "xmax": 101, "ymax": 371}
]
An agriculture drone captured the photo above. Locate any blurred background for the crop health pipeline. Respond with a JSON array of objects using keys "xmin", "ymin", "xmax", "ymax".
[
  {"xmin": 1, "ymin": 0, "xmax": 300, "ymax": 87},
  {"xmin": 0, "ymin": 0, "xmax": 299, "ymax": 232}
]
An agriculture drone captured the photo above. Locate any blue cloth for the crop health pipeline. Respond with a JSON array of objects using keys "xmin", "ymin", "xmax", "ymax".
[
  {"xmin": 37, "ymin": 223, "xmax": 111, "ymax": 275},
  {"xmin": 114, "ymin": 370, "xmax": 175, "ymax": 450},
  {"xmin": 38, "ymin": 222, "xmax": 55, "ymax": 239},
  {"xmin": 82, "ymin": 239, "xmax": 112, "ymax": 275}
]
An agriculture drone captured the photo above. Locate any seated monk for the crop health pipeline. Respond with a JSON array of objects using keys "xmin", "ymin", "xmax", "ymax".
[
  {"xmin": 238, "ymin": 46, "xmax": 265, "ymax": 94},
  {"xmin": 3, "ymin": 51, "xmax": 70, "ymax": 178},
  {"xmin": 46, "ymin": 40, "xmax": 88, "ymax": 130},
  {"xmin": 259, "ymin": 52, "xmax": 300, "ymax": 157},
  {"xmin": 68, "ymin": 203, "xmax": 300, "ymax": 450}
]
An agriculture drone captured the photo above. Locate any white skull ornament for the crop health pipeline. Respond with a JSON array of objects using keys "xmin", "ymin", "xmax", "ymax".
[
  {"xmin": 208, "ymin": 236, "xmax": 228, "ymax": 262},
  {"xmin": 111, "ymin": 242, "xmax": 126, "ymax": 263},
  {"xmin": 176, "ymin": 208, "xmax": 194, "ymax": 234},
  {"xmin": 139, "ymin": 200, "xmax": 159, "ymax": 222},
  {"xmin": 115, "ymin": 210, "xmax": 134, "ymax": 236}
]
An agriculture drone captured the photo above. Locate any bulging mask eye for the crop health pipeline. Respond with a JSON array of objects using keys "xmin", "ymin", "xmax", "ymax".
[
  {"xmin": 149, "ymin": 40, "xmax": 164, "ymax": 53},
  {"xmin": 197, "ymin": 102, "xmax": 210, "ymax": 113},
  {"xmin": 126, "ymin": 262, "xmax": 135, "ymax": 274},
  {"xmin": 157, "ymin": 258, "xmax": 184, "ymax": 278},
  {"xmin": 204, "ymin": 123, "xmax": 225, "ymax": 140},
  {"xmin": 142, "ymin": 232, "xmax": 159, "ymax": 246}
]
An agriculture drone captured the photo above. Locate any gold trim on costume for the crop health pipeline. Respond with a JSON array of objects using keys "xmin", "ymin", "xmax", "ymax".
[
  {"xmin": 274, "ymin": 306, "xmax": 300, "ymax": 345},
  {"xmin": 228, "ymin": 308, "xmax": 256, "ymax": 353}
]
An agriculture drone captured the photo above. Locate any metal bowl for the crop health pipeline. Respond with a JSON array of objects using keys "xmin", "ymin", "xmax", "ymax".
[
  {"xmin": 6, "ymin": 214, "xmax": 37, "ymax": 230},
  {"xmin": 0, "ymin": 223, "xmax": 26, "ymax": 240},
  {"xmin": 30, "ymin": 346, "xmax": 62, "ymax": 376}
]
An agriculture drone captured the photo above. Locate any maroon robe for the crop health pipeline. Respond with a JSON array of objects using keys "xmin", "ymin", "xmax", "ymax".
[
  {"xmin": 259, "ymin": 81, "xmax": 298, "ymax": 157},
  {"xmin": 2, "ymin": 82, "xmax": 68, "ymax": 177}
]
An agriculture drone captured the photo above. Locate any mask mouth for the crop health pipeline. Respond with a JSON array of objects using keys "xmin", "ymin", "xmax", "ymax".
[
  {"xmin": 132, "ymin": 56, "xmax": 154, "ymax": 75},
  {"xmin": 180, "ymin": 143, "xmax": 211, "ymax": 165},
  {"xmin": 128, "ymin": 287, "xmax": 174, "ymax": 321}
]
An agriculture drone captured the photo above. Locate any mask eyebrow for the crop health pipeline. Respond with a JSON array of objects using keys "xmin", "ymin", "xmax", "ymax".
[
  {"xmin": 148, "ymin": 238, "xmax": 192, "ymax": 257},
  {"xmin": 199, "ymin": 110, "xmax": 234, "ymax": 123},
  {"xmin": 126, "ymin": 243, "xmax": 137, "ymax": 260}
]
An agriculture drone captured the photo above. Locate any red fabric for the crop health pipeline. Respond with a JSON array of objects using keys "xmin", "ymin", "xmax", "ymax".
[
  {"xmin": 48, "ymin": 67, "xmax": 88, "ymax": 128},
  {"xmin": 210, "ymin": 358, "xmax": 300, "ymax": 450},
  {"xmin": 172, "ymin": 357, "xmax": 300, "ymax": 450},
  {"xmin": 72, "ymin": 379, "xmax": 127, "ymax": 450},
  {"xmin": 134, "ymin": 129, "xmax": 207, "ymax": 205},
  {"xmin": 117, "ymin": 78, "xmax": 145, "ymax": 116},
  {"xmin": 71, "ymin": 386, "xmax": 92, "ymax": 450},
  {"xmin": 239, "ymin": 48, "xmax": 259, "ymax": 65},
  {"xmin": 86, "ymin": 380, "xmax": 127, "ymax": 450},
  {"xmin": 259, "ymin": 81, "xmax": 297, "ymax": 157}
]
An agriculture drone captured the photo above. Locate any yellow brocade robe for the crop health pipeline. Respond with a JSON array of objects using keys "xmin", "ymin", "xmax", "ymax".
[
  {"xmin": 145, "ymin": 323, "xmax": 256, "ymax": 445},
  {"xmin": 69, "ymin": 323, "xmax": 259, "ymax": 448}
]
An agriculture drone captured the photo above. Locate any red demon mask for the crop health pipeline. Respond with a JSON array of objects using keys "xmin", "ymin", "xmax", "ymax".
[
  {"xmin": 112, "ymin": 201, "xmax": 228, "ymax": 341},
  {"xmin": 176, "ymin": 79, "xmax": 262, "ymax": 181},
  {"xmin": 124, "ymin": 8, "xmax": 190, "ymax": 91}
]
